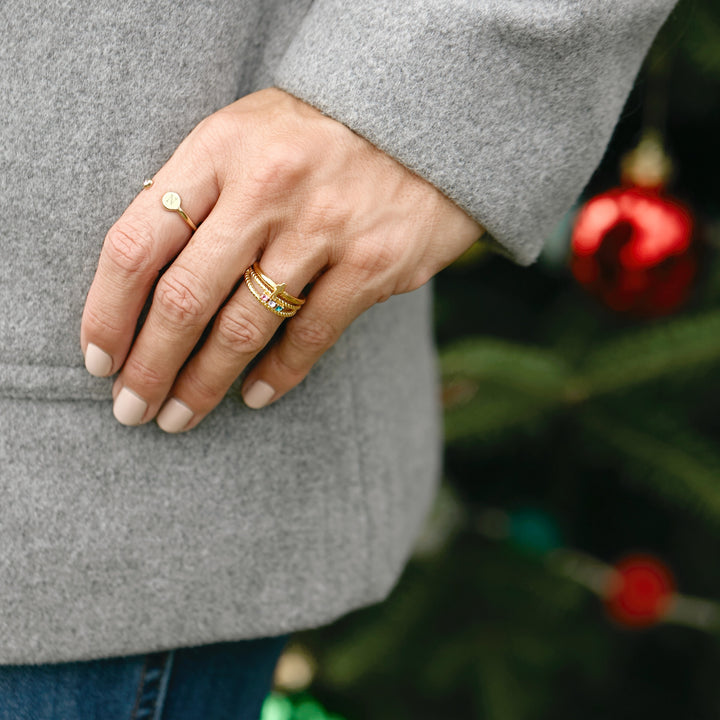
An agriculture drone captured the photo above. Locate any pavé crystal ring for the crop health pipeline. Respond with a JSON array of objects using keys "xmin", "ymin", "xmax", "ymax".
[{"xmin": 243, "ymin": 262, "xmax": 306, "ymax": 318}]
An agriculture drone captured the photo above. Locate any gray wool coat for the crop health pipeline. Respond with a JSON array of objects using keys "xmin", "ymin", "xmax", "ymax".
[{"xmin": 0, "ymin": 0, "xmax": 675, "ymax": 664}]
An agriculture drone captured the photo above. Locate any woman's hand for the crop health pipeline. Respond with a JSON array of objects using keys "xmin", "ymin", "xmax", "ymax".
[{"xmin": 80, "ymin": 88, "xmax": 484, "ymax": 432}]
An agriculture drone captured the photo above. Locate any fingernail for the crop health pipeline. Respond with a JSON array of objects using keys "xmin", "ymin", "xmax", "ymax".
[
  {"xmin": 242, "ymin": 380, "xmax": 275, "ymax": 409},
  {"xmin": 113, "ymin": 387, "xmax": 148, "ymax": 425},
  {"xmin": 85, "ymin": 343, "xmax": 113, "ymax": 376},
  {"xmin": 156, "ymin": 398, "xmax": 194, "ymax": 433}
]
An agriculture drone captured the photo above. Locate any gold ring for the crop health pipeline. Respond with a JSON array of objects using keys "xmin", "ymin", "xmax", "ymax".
[
  {"xmin": 251, "ymin": 263, "xmax": 306, "ymax": 307},
  {"xmin": 161, "ymin": 191, "xmax": 198, "ymax": 231},
  {"xmin": 243, "ymin": 262, "xmax": 305, "ymax": 318}
]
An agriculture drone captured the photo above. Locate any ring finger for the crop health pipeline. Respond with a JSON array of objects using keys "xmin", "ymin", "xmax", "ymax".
[{"xmin": 154, "ymin": 240, "xmax": 325, "ymax": 433}]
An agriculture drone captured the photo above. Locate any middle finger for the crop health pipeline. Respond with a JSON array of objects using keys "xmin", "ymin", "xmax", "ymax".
[
  {"xmin": 154, "ymin": 237, "xmax": 324, "ymax": 433},
  {"xmin": 111, "ymin": 192, "xmax": 273, "ymax": 426}
]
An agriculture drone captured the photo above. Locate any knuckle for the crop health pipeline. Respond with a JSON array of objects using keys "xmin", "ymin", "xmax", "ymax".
[
  {"xmin": 181, "ymin": 370, "xmax": 224, "ymax": 408},
  {"xmin": 251, "ymin": 140, "xmax": 309, "ymax": 190},
  {"xmin": 215, "ymin": 309, "xmax": 268, "ymax": 356},
  {"xmin": 194, "ymin": 111, "xmax": 229, "ymax": 144},
  {"xmin": 122, "ymin": 356, "xmax": 166, "ymax": 393},
  {"xmin": 346, "ymin": 240, "xmax": 397, "ymax": 282},
  {"xmin": 366, "ymin": 243, "xmax": 397, "ymax": 275},
  {"xmin": 104, "ymin": 217, "xmax": 155, "ymax": 274},
  {"xmin": 410, "ymin": 268, "xmax": 434, "ymax": 291},
  {"xmin": 303, "ymin": 188, "xmax": 351, "ymax": 236},
  {"xmin": 288, "ymin": 315, "xmax": 336, "ymax": 353},
  {"xmin": 271, "ymin": 349, "xmax": 309, "ymax": 380},
  {"xmin": 154, "ymin": 269, "xmax": 208, "ymax": 327},
  {"xmin": 82, "ymin": 304, "xmax": 123, "ymax": 337},
  {"xmin": 190, "ymin": 112, "xmax": 235, "ymax": 163},
  {"xmin": 277, "ymin": 228, "xmax": 330, "ymax": 269}
]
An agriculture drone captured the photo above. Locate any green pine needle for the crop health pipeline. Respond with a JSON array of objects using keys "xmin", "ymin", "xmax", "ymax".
[
  {"xmin": 576, "ymin": 311, "xmax": 720, "ymax": 396},
  {"xmin": 580, "ymin": 408, "xmax": 720, "ymax": 521}
]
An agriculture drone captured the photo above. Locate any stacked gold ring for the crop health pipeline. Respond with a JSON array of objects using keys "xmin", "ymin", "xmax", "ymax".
[{"xmin": 244, "ymin": 262, "xmax": 306, "ymax": 318}]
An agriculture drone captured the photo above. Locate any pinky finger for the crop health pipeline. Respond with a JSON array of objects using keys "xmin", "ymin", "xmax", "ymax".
[{"xmin": 240, "ymin": 269, "xmax": 371, "ymax": 409}]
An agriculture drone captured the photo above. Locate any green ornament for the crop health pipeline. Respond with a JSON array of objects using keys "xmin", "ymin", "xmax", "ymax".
[
  {"xmin": 293, "ymin": 699, "xmax": 327, "ymax": 720},
  {"xmin": 260, "ymin": 693, "xmax": 293, "ymax": 720},
  {"xmin": 508, "ymin": 507, "xmax": 562, "ymax": 554}
]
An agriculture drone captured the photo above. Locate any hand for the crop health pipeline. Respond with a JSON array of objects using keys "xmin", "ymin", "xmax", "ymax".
[{"xmin": 80, "ymin": 87, "xmax": 484, "ymax": 432}]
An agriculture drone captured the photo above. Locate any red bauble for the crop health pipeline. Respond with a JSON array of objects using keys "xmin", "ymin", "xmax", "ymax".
[
  {"xmin": 603, "ymin": 553, "xmax": 675, "ymax": 628},
  {"xmin": 570, "ymin": 186, "xmax": 696, "ymax": 316}
]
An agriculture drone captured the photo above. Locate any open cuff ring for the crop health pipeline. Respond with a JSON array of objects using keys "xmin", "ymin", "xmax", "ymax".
[
  {"xmin": 143, "ymin": 180, "xmax": 198, "ymax": 231},
  {"xmin": 244, "ymin": 262, "xmax": 306, "ymax": 318},
  {"xmin": 161, "ymin": 191, "xmax": 198, "ymax": 231}
]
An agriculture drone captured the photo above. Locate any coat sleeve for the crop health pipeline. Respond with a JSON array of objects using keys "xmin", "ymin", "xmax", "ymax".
[{"xmin": 270, "ymin": 0, "xmax": 678, "ymax": 266}]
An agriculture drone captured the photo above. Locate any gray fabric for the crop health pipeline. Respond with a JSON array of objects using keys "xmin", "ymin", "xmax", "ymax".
[
  {"xmin": 0, "ymin": 0, "xmax": 674, "ymax": 663},
  {"xmin": 273, "ymin": 0, "xmax": 677, "ymax": 265}
]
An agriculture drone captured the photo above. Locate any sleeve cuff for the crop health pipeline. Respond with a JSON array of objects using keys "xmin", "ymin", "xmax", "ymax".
[{"xmin": 271, "ymin": 0, "xmax": 676, "ymax": 266}]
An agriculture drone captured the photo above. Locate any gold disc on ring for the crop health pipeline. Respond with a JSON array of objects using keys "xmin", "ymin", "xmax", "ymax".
[{"xmin": 162, "ymin": 191, "xmax": 182, "ymax": 211}]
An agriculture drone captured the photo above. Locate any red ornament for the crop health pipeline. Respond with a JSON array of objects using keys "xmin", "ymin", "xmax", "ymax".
[
  {"xmin": 571, "ymin": 187, "xmax": 695, "ymax": 316},
  {"xmin": 603, "ymin": 553, "xmax": 675, "ymax": 628},
  {"xmin": 570, "ymin": 135, "xmax": 696, "ymax": 317}
]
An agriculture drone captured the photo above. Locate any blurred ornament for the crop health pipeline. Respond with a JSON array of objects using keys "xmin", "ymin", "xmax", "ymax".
[
  {"xmin": 261, "ymin": 691, "xmax": 348, "ymax": 720},
  {"xmin": 273, "ymin": 645, "xmax": 317, "ymax": 693},
  {"xmin": 570, "ymin": 131, "xmax": 697, "ymax": 317},
  {"xmin": 603, "ymin": 552, "xmax": 676, "ymax": 627},
  {"xmin": 508, "ymin": 507, "xmax": 562, "ymax": 555},
  {"xmin": 293, "ymin": 698, "xmax": 328, "ymax": 720},
  {"xmin": 261, "ymin": 693, "xmax": 294, "ymax": 720}
]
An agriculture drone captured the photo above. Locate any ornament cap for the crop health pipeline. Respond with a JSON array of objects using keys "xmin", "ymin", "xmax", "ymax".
[{"xmin": 620, "ymin": 129, "xmax": 673, "ymax": 189}]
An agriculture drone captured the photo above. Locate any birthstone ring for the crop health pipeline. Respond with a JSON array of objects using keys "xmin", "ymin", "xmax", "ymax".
[{"xmin": 243, "ymin": 262, "xmax": 306, "ymax": 318}]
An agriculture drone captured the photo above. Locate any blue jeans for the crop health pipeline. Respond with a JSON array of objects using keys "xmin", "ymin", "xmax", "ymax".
[{"xmin": 0, "ymin": 634, "xmax": 290, "ymax": 720}]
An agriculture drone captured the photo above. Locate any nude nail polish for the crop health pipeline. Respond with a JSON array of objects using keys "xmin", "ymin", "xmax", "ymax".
[
  {"xmin": 113, "ymin": 387, "xmax": 148, "ymax": 425},
  {"xmin": 85, "ymin": 343, "xmax": 113, "ymax": 377},
  {"xmin": 156, "ymin": 398, "xmax": 194, "ymax": 433},
  {"xmin": 242, "ymin": 380, "xmax": 275, "ymax": 409}
]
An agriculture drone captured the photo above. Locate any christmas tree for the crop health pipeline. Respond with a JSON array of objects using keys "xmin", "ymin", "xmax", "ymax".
[{"xmin": 263, "ymin": 1, "xmax": 720, "ymax": 717}]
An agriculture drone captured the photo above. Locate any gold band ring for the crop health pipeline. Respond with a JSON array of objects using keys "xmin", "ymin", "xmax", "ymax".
[
  {"xmin": 251, "ymin": 262, "xmax": 306, "ymax": 307},
  {"xmin": 244, "ymin": 262, "xmax": 305, "ymax": 318}
]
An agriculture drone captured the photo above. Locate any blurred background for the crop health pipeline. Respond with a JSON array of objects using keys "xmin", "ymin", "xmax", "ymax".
[{"xmin": 262, "ymin": 1, "xmax": 720, "ymax": 717}]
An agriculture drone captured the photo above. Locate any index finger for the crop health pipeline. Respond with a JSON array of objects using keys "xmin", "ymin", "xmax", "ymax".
[{"xmin": 80, "ymin": 153, "xmax": 219, "ymax": 377}]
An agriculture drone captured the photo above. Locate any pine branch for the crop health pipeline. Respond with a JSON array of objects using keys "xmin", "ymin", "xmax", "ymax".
[
  {"xmin": 476, "ymin": 655, "xmax": 520, "ymax": 720},
  {"xmin": 580, "ymin": 407, "xmax": 720, "ymax": 522},
  {"xmin": 574, "ymin": 311, "xmax": 720, "ymax": 397},
  {"xmin": 440, "ymin": 312, "xmax": 720, "ymax": 447},
  {"xmin": 441, "ymin": 338, "xmax": 568, "ymax": 398},
  {"xmin": 443, "ymin": 385, "xmax": 556, "ymax": 443}
]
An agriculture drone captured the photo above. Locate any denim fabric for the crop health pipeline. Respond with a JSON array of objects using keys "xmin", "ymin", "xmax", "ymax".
[{"xmin": 0, "ymin": 634, "xmax": 290, "ymax": 720}]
